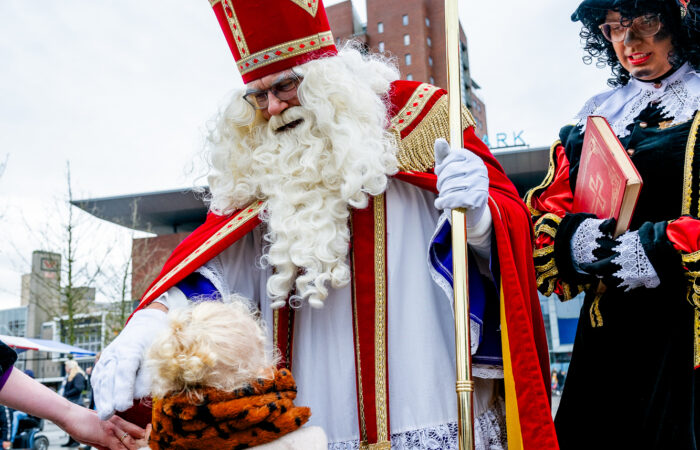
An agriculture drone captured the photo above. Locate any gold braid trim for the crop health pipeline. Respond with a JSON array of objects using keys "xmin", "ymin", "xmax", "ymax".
[
  {"xmin": 682, "ymin": 249, "xmax": 700, "ymax": 310},
  {"xmin": 393, "ymin": 94, "xmax": 476, "ymax": 172},
  {"xmin": 681, "ymin": 112, "xmax": 700, "ymax": 215},
  {"xmin": 532, "ymin": 212, "xmax": 585, "ymax": 301},
  {"xmin": 524, "ymin": 140, "xmax": 562, "ymax": 218},
  {"xmin": 679, "ymin": 111, "xmax": 700, "ymax": 366}
]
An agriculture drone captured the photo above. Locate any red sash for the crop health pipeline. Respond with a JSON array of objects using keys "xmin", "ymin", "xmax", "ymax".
[{"xmin": 272, "ymin": 195, "xmax": 391, "ymax": 449}]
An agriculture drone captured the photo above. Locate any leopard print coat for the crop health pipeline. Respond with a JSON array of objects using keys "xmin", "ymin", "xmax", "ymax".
[{"xmin": 150, "ymin": 369, "xmax": 311, "ymax": 449}]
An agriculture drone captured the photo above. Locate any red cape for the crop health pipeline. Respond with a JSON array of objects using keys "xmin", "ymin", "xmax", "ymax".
[{"xmin": 132, "ymin": 80, "xmax": 558, "ymax": 449}]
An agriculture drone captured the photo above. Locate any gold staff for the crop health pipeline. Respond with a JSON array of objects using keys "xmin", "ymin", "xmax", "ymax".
[{"xmin": 444, "ymin": 0, "xmax": 475, "ymax": 449}]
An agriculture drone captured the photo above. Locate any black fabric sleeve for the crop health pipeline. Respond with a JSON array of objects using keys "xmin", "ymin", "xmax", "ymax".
[
  {"xmin": 638, "ymin": 220, "xmax": 683, "ymax": 285},
  {"xmin": 0, "ymin": 341, "xmax": 17, "ymax": 377},
  {"xmin": 553, "ymin": 212, "xmax": 599, "ymax": 286}
]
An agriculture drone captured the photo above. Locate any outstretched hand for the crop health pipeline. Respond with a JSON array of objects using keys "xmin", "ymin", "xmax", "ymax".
[
  {"xmin": 92, "ymin": 308, "xmax": 168, "ymax": 420},
  {"xmin": 57, "ymin": 404, "xmax": 148, "ymax": 450}
]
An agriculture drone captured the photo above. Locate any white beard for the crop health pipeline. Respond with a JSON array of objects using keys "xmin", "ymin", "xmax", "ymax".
[
  {"xmin": 206, "ymin": 48, "xmax": 400, "ymax": 308},
  {"xmin": 253, "ymin": 105, "xmax": 394, "ymax": 308}
]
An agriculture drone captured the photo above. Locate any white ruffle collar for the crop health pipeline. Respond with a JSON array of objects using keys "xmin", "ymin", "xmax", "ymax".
[{"xmin": 574, "ymin": 62, "xmax": 700, "ymax": 137}]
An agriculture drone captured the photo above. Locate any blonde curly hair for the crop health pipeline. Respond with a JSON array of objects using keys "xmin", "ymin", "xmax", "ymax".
[{"xmin": 146, "ymin": 298, "xmax": 277, "ymax": 400}]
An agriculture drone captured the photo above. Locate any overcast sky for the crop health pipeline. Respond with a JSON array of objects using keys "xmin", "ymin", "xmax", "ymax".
[{"xmin": 0, "ymin": 0, "xmax": 611, "ymax": 310}]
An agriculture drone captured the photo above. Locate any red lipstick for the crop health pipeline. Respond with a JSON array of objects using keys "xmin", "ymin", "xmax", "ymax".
[{"xmin": 628, "ymin": 53, "xmax": 651, "ymax": 65}]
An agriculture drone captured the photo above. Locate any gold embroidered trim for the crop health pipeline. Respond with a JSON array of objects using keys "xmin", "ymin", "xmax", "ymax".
[
  {"xmin": 237, "ymin": 31, "xmax": 334, "ymax": 76},
  {"xmin": 393, "ymin": 93, "xmax": 476, "ymax": 172},
  {"xmin": 537, "ymin": 225, "xmax": 558, "ymax": 239},
  {"xmin": 695, "ymin": 310, "xmax": 700, "ymax": 368},
  {"xmin": 525, "ymin": 140, "xmax": 562, "ymax": 218},
  {"xmin": 220, "ymin": 0, "xmax": 250, "ymax": 58},
  {"xmin": 289, "ymin": 0, "xmax": 319, "ymax": 16},
  {"xmin": 589, "ymin": 293, "xmax": 604, "ymax": 328},
  {"xmin": 209, "ymin": 0, "xmax": 221, "ymax": 5},
  {"xmin": 350, "ymin": 237, "xmax": 368, "ymax": 444},
  {"xmin": 273, "ymin": 309, "xmax": 279, "ymax": 355},
  {"xmin": 686, "ymin": 271, "xmax": 700, "ymax": 308},
  {"xmin": 536, "ymin": 267, "xmax": 559, "ymax": 290},
  {"xmin": 683, "ymin": 249, "xmax": 700, "ymax": 263},
  {"xmin": 681, "ymin": 112, "xmax": 700, "ymax": 215},
  {"xmin": 373, "ymin": 194, "xmax": 389, "ymax": 443},
  {"xmin": 142, "ymin": 200, "xmax": 265, "ymax": 303},
  {"xmin": 361, "ymin": 442, "xmax": 391, "ymax": 450},
  {"xmin": 391, "ymin": 83, "xmax": 439, "ymax": 134},
  {"xmin": 533, "ymin": 213, "xmax": 563, "ymax": 238},
  {"xmin": 537, "ymin": 212, "xmax": 563, "ymax": 225},
  {"xmin": 533, "ymin": 246, "xmax": 554, "ymax": 258},
  {"xmin": 680, "ymin": 111, "xmax": 700, "ymax": 365},
  {"xmin": 690, "ymin": 111, "xmax": 700, "ymax": 216}
]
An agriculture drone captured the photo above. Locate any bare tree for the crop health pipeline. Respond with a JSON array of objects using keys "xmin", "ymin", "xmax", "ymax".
[
  {"xmin": 101, "ymin": 200, "xmax": 139, "ymax": 343},
  {"xmin": 101, "ymin": 199, "xmax": 173, "ymax": 344},
  {"xmin": 17, "ymin": 162, "xmax": 113, "ymax": 346}
]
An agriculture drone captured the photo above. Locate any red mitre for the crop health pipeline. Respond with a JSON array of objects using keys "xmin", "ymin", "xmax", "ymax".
[{"xmin": 208, "ymin": 0, "xmax": 338, "ymax": 83}]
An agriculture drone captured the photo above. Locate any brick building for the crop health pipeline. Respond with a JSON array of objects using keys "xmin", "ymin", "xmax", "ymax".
[{"xmin": 326, "ymin": 0, "xmax": 488, "ymax": 137}]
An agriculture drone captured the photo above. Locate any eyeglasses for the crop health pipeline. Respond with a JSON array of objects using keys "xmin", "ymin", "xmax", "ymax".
[
  {"xmin": 598, "ymin": 14, "xmax": 662, "ymax": 42},
  {"xmin": 242, "ymin": 74, "xmax": 302, "ymax": 110}
]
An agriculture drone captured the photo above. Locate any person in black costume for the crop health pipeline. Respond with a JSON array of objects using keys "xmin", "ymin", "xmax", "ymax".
[{"xmin": 525, "ymin": 0, "xmax": 700, "ymax": 448}]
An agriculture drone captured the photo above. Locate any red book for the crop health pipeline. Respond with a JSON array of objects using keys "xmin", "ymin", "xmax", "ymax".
[{"xmin": 573, "ymin": 116, "xmax": 643, "ymax": 237}]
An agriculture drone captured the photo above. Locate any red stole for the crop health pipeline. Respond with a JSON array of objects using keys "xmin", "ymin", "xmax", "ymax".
[{"xmin": 273, "ymin": 194, "xmax": 390, "ymax": 449}]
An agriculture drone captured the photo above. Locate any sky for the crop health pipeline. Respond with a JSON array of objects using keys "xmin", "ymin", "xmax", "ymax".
[{"xmin": 0, "ymin": 0, "xmax": 611, "ymax": 309}]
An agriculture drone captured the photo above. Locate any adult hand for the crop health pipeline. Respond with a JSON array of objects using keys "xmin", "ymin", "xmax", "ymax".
[
  {"xmin": 570, "ymin": 217, "xmax": 616, "ymax": 269},
  {"xmin": 579, "ymin": 228, "xmax": 660, "ymax": 291},
  {"xmin": 433, "ymin": 138, "xmax": 489, "ymax": 228},
  {"xmin": 92, "ymin": 308, "xmax": 168, "ymax": 420},
  {"xmin": 57, "ymin": 403, "xmax": 146, "ymax": 450}
]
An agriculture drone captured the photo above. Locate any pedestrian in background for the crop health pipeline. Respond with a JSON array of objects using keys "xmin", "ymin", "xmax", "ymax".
[
  {"xmin": 62, "ymin": 360, "xmax": 87, "ymax": 447},
  {"xmin": 0, "ymin": 340, "xmax": 146, "ymax": 449}
]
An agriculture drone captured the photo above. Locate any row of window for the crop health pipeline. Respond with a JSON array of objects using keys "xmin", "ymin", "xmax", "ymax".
[
  {"xmin": 377, "ymin": 36, "xmax": 432, "ymax": 53},
  {"xmin": 405, "ymin": 74, "xmax": 436, "ymax": 85},
  {"xmin": 377, "ymin": 15, "xmax": 431, "ymax": 33},
  {"xmin": 403, "ymin": 54, "xmax": 432, "ymax": 67}
]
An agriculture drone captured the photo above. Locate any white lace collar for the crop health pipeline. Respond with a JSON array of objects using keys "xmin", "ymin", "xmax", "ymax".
[{"xmin": 574, "ymin": 62, "xmax": 700, "ymax": 137}]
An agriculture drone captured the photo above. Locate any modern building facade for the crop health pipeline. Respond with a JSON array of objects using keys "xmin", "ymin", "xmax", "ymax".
[{"xmin": 0, "ymin": 250, "xmax": 109, "ymax": 384}]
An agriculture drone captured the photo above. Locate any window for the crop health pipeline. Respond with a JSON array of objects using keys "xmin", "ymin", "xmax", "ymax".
[
  {"xmin": 378, "ymin": 22, "xmax": 384, "ymax": 33},
  {"xmin": 402, "ymin": 15, "xmax": 409, "ymax": 26},
  {"xmin": 378, "ymin": 41, "xmax": 384, "ymax": 52},
  {"xmin": 403, "ymin": 34, "xmax": 410, "ymax": 45},
  {"xmin": 405, "ymin": 54, "xmax": 412, "ymax": 65},
  {"xmin": 427, "ymin": 37, "xmax": 432, "ymax": 47},
  {"xmin": 430, "ymin": 76, "xmax": 435, "ymax": 85},
  {"xmin": 406, "ymin": 74, "xmax": 413, "ymax": 81},
  {"xmin": 428, "ymin": 56, "xmax": 433, "ymax": 66},
  {"xmin": 425, "ymin": 17, "xmax": 430, "ymax": 27}
]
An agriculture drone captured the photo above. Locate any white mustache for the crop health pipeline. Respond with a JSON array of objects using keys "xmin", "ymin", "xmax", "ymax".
[{"xmin": 268, "ymin": 107, "xmax": 309, "ymax": 132}]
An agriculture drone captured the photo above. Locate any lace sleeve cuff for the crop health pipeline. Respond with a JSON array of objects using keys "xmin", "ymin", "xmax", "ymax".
[{"xmin": 533, "ymin": 213, "xmax": 593, "ymax": 300}]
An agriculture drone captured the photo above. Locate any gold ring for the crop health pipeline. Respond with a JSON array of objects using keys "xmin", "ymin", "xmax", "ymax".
[{"xmin": 120, "ymin": 432, "xmax": 128, "ymax": 441}]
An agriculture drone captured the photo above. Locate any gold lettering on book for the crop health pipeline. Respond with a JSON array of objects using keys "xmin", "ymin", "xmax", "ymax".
[{"xmin": 588, "ymin": 174, "xmax": 607, "ymax": 214}]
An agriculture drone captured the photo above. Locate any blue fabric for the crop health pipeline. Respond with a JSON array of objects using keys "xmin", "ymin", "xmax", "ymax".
[
  {"xmin": 176, "ymin": 272, "xmax": 220, "ymax": 301},
  {"xmin": 557, "ymin": 318, "xmax": 579, "ymax": 346},
  {"xmin": 429, "ymin": 218, "xmax": 503, "ymax": 366}
]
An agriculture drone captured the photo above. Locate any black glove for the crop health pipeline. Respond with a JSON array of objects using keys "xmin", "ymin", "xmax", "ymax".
[{"xmin": 579, "ymin": 226, "xmax": 660, "ymax": 292}]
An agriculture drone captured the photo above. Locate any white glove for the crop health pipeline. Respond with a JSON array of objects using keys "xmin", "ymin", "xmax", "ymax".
[
  {"xmin": 434, "ymin": 138, "xmax": 489, "ymax": 225},
  {"xmin": 92, "ymin": 308, "xmax": 168, "ymax": 420},
  {"xmin": 434, "ymin": 138, "xmax": 492, "ymax": 260}
]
